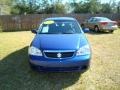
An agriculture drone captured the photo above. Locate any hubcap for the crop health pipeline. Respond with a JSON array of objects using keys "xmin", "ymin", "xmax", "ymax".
[{"xmin": 95, "ymin": 27, "xmax": 98, "ymax": 32}]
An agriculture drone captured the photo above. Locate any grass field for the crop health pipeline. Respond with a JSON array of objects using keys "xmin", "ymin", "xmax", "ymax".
[{"xmin": 0, "ymin": 30, "xmax": 120, "ymax": 90}]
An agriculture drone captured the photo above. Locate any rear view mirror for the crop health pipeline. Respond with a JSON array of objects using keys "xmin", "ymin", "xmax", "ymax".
[{"xmin": 31, "ymin": 29, "xmax": 37, "ymax": 34}]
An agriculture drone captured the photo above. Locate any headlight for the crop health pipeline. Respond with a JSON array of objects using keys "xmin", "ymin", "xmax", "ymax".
[
  {"xmin": 76, "ymin": 44, "xmax": 91, "ymax": 56},
  {"xmin": 28, "ymin": 46, "xmax": 42, "ymax": 56}
]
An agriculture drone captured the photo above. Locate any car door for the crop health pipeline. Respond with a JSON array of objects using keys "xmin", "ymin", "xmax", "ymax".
[
  {"xmin": 87, "ymin": 18, "xmax": 98, "ymax": 29},
  {"xmin": 87, "ymin": 17, "xmax": 94, "ymax": 29}
]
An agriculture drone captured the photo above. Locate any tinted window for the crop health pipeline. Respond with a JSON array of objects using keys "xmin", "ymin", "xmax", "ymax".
[{"xmin": 38, "ymin": 20, "xmax": 81, "ymax": 34}]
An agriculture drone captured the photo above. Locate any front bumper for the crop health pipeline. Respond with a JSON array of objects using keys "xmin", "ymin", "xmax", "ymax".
[{"xmin": 29, "ymin": 55, "xmax": 91, "ymax": 72}]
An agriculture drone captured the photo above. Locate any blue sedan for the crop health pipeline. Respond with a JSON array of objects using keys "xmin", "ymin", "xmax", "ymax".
[{"xmin": 28, "ymin": 17, "xmax": 92, "ymax": 72}]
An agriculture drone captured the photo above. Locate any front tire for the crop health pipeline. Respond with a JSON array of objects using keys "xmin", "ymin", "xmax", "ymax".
[
  {"xmin": 94, "ymin": 26, "xmax": 99, "ymax": 32},
  {"xmin": 109, "ymin": 30, "xmax": 114, "ymax": 33}
]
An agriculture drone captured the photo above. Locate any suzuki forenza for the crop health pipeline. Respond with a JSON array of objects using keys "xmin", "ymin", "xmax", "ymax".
[{"xmin": 28, "ymin": 17, "xmax": 91, "ymax": 72}]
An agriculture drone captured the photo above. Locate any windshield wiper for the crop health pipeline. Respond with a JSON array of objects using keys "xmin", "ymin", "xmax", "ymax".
[
  {"xmin": 38, "ymin": 32, "xmax": 76, "ymax": 34},
  {"xmin": 38, "ymin": 32, "xmax": 62, "ymax": 34},
  {"xmin": 62, "ymin": 32, "xmax": 75, "ymax": 34}
]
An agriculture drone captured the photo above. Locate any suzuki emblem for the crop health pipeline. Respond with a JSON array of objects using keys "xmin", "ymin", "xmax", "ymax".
[{"xmin": 57, "ymin": 53, "xmax": 62, "ymax": 58}]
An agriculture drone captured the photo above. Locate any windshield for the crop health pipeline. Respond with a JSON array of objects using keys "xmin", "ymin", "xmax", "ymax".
[
  {"xmin": 97, "ymin": 17, "xmax": 111, "ymax": 21},
  {"xmin": 38, "ymin": 20, "xmax": 81, "ymax": 34}
]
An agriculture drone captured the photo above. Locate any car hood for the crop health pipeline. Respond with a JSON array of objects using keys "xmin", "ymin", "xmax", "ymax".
[{"xmin": 32, "ymin": 34, "xmax": 88, "ymax": 50}]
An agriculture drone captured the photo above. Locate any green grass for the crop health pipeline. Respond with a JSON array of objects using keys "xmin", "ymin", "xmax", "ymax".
[{"xmin": 0, "ymin": 30, "xmax": 120, "ymax": 90}]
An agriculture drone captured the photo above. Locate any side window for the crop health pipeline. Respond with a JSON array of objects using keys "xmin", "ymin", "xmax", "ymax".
[
  {"xmin": 88, "ymin": 18, "xmax": 94, "ymax": 22},
  {"xmin": 93, "ymin": 18, "xmax": 99, "ymax": 22}
]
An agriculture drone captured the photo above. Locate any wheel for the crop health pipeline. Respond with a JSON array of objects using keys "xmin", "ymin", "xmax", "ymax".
[
  {"xmin": 94, "ymin": 26, "xmax": 99, "ymax": 32},
  {"xmin": 81, "ymin": 24, "xmax": 85, "ymax": 30},
  {"xmin": 109, "ymin": 30, "xmax": 114, "ymax": 33}
]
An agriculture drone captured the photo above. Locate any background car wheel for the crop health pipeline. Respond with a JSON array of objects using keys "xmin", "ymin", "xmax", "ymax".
[
  {"xmin": 81, "ymin": 24, "xmax": 85, "ymax": 30},
  {"xmin": 109, "ymin": 30, "xmax": 114, "ymax": 33},
  {"xmin": 94, "ymin": 26, "xmax": 99, "ymax": 32}
]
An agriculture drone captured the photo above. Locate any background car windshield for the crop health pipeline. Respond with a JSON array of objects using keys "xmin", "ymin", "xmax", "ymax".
[
  {"xmin": 38, "ymin": 20, "xmax": 81, "ymax": 34},
  {"xmin": 97, "ymin": 17, "xmax": 111, "ymax": 21}
]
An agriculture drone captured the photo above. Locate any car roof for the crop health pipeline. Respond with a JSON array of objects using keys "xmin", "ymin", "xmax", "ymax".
[
  {"xmin": 92, "ymin": 17, "xmax": 108, "ymax": 19},
  {"xmin": 45, "ymin": 17, "xmax": 76, "ymax": 21}
]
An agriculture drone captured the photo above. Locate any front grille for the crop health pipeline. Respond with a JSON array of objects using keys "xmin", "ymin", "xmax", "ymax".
[
  {"xmin": 44, "ymin": 51, "xmax": 75, "ymax": 58},
  {"xmin": 38, "ymin": 66, "xmax": 80, "ymax": 71}
]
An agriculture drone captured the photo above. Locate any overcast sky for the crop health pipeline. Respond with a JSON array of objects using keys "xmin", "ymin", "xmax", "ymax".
[
  {"xmin": 98, "ymin": 0, "xmax": 119, "ymax": 3},
  {"xmin": 62, "ymin": 0, "xmax": 120, "ymax": 4}
]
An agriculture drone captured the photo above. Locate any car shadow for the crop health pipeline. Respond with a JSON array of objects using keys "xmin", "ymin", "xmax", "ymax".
[
  {"xmin": 84, "ymin": 30, "xmax": 113, "ymax": 35},
  {"xmin": 0, "ymin": 46, "xmax": 82, "ymax": 90}
]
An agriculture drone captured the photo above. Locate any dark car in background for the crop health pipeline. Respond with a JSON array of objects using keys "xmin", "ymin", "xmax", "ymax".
[{"xmin": 81, "ymin": 17, "xmax": 118, "ymax": 33}]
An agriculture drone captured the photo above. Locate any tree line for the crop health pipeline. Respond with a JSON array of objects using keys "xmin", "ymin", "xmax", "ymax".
[{"xmin": 10, "ymin": 0, "xmax": 120, "ymax": 14}]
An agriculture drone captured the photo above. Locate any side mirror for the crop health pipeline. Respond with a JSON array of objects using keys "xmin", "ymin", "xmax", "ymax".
[{"xmin": 31, "ymin": 29, "xmax": 37, "ymax": 34}]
